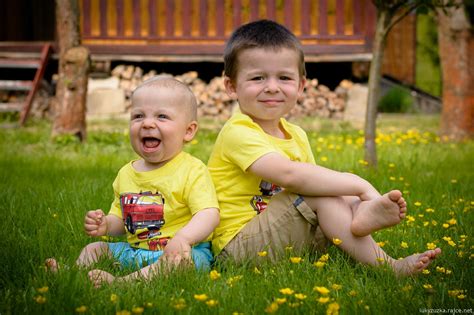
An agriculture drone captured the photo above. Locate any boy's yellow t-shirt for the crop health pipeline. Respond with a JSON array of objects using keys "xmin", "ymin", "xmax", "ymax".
[
  {"xmin": 109, "ymin": 151, "xmax": 219, "ymax": 250},
  {"xmin": 208, "ymin": 113, "xmax": 316, "ymax": 254}
]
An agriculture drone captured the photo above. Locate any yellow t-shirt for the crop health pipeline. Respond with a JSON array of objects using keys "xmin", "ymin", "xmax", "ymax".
[
  {"xmin": 109, "ymin": 151, "xmax": 219, "ymax": 250},
  {"xmin": 208, "ymin": 113, "xmax": 315, "ymax": 254}
]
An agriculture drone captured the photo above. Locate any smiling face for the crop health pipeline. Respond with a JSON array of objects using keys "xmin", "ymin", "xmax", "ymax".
[
  {"xmin": 225, "ymin": 47, "xmax": 305, "ymax": 134},
  {"xmin": 129, "ymin": 84, "xmax": 197, "ymax": 171}
]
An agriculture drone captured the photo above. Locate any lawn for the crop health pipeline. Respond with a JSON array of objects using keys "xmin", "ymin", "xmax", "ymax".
[{"xmin": 0, "ymin": 114, "xmax": 472, "ymax": 314}]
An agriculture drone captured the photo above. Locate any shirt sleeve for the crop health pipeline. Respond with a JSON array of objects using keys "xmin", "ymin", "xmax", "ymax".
[
  {"xmin": 108, "ymin": 173, "xmax": 123, "ymax": 218},
  {"xmin": 221, "ymin": 123, "xmax": 278, "ymax": 172}
]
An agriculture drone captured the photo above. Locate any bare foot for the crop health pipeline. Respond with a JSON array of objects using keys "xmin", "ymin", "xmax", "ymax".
[
  {"xmin": 392, "ymin": 248, "xmax": 442, "ymax": 277},
  {"xmin": 351, "ymin": 190, "xmax": 407, "ymax": 236},
  {"xmin": 45, "ymin": 258, "xmax": 59, "ymax": 273},
  {"xmin": 88, "ymin": 269, "xmax": 115, "ymax": 288}
]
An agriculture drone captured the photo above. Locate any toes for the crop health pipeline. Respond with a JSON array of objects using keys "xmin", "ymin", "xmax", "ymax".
[{"xmin": 388, "ymin": 190, "xmax": 402, "ymax": 202}]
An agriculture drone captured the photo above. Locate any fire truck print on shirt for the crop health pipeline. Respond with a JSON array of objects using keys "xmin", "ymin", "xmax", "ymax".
[
  {"xmin": 120, "ymin": 191, "xmax": 169, "ymax": 250},
  {"xmin": 250, "ymin": 180, "xmax": 282, "ymax": 214}
]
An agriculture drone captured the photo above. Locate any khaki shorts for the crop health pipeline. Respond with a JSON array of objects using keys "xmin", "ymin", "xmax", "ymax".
[{"xmin": 217, "ymin": 191, "xmax": 328, "ymax": 262}]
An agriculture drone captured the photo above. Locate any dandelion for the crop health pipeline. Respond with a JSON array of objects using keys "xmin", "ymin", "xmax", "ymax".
[
  {"xmin": 209, "ymin": 270, "xmax": 221, "ymax": 280},
  {"xmin": 279, "ymin": 288, "xmax": 294, "ymax": 295},
  {"xmin": 332, "ymin": 238, "xmax": 342, "ymax": 245},
  {"xmin": 445, "ymin": 269, "xmax": 452, "ymax": 275},
  {"xmin": 265, "ymin": 302, "xmax": 279, "ymax": 313},
  {"xmin": 448, "ymin": 290, "xmax": 462, "ymax": 297},
  {"xmin": 254, "ymin": 267, "xmax": 261, "ymax": 274},
  {"xmin": 294, "ymin": 293, "xmax": 307, "ymax": 300},
  {"xmin": 331, "ymin": 284, "xmax": 342, "ymax": 290},
  {"xmin": 423, "ymin": 284, "xmax": 433, "ymax": 290},
  {"xmin": 425, "ymin": 208, "xmax": 435, "ymax": 213},
  {"xmin": 327, "ymin": 302, "xmax": 340, "ymax": 315},
  {"xmin": 34, "ymin": 296, "xmax": 46, "ymax": 304},
  {"xmin": 451, "ymin": 179, "xmax": 458, "ymax": 184},
  {"xmin": 75, "ymin": 306, "xmax": 87, "ymax": 313},
  {"xmin": 226, "ymin": 275, "xmax": 243, "ymax": 287},
  {"xmin": 389, "ymin": 176, "xmax": 396, "ymax": 181},
  {"xmin": 317, "ymin": 297, "xmax": 330, "ymax": 304},
  {"xmin": 414, "ymin": 201, "xmax": 422, "ymax": 207},
  {"xmin": 171, "ymin": 298, "xmax": 186, "ymax": 310},
  {"xmin": 132, "ymin": 306, "xmax": 144, "ymax": 314},
  {"xmin": 401, "ymin": 241, "xmax": 409, "ymax": 249},
  {"xmin": 389, "ymin": 163, "xmax": 395, "ymax": 168},
  {"xmin": 314, "ymin": 261, "xmax": 326, "ymax": 268},
  {"xmin": 275, "ymin": 298, "xmax": 287, "ymax": 304},
  {"xmin": 406, "ymin": 215, "xmax": 415, "ymax": 223},
  {"xmin": 426, "ymin": 243, "xmax": 437, "ymax": 250},
  {"xmin": 321, "ymin": 156, "xmax": 328, "ymax": 162},
  {"xmin": 36, "ymin": 286, "xmax": 49, "ymax": 294},
  {"xmin": 206, "ymin": 299, "xmax": 218, "ymax": 307},
  {"xmin": 376, "ymin": 257, "xmax": 385, "ymax": 263},
  {"xmin": 447, "ymin": 218, "xmax": 457, "ymax": 225},
  {"xmin": 319, "ymin": 254, "xmax": 329, "ymax": 262},
  {"xmin": 258, "ymin": 251, "xmax": 268, "ymax": 257},
  {"xmin": 290, "ymin": 257, "xmax": 302, "ymax": 264},
  {"xmin": 349, "ymin": 290, "xmax": 357, "ymax": 297},
  {"xmin": 191, "ymin": 139, "xmax": 199, "ymax": 145},
  {"xmin": 457, "ymin": 251, "xmax": 465, "ymax": 258},
  {"xmin": 110, "ymin": 294, "xmax": 118, "ymax": 303},
  {"xmin": 376, "ymin": 241, "xmax": 386, "ymax": 247},
  {"xmin": 314, "ymin": 286, "xmax": 330, "ymax": 295},
  {"xmin": 194, "ymin": 294, "xmax": 208, "ymax": 302},
  {"xmin": 423, "ymin": 221, "xmax": 430, "ymax": 226},
  {"xmin": 442, "ymin": 223, "xmax": 450, "ymax": 229},
  {"xmin": 436, "ymin": 266, "xmax": 446, "ymax": 273},
  {"xmin": 457, "ymin": 295, "xmax": 466, "ymax": 300},
  {"xmin": 447, "ymin": 240, "xmax": 456, "ymax": 247},
  {"xmin": 422, "ymin": 270, "xmax": 430, "ymax": 275}
]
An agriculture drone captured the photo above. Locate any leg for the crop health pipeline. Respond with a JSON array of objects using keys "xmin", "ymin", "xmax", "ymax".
[
  {"xmin": 45, "ymin": 241, "xmax": 111, "ymax": 273},
  {"xmin": 304, "ymin": 196, "xmax": 441, "ymax": 276},
  {"xmin": 350, "ymin": 190, "xmax": 408, "ymax": 236}
]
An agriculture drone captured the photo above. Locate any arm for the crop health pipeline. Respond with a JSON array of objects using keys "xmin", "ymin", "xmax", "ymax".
[
  {"xmin": 84, "ymin": 210, "xmax": 125, "ymax": 237},
  {"xmin": 248, "ymin": 153, "xmax": 380, "ymax": 200}
]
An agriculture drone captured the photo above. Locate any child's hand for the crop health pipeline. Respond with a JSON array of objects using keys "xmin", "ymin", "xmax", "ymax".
[
  {"xmin": 162, "ymin": 235, "xmax": 192, "ymax": 267},
  {"xmin": 84, "ymin": 209, "xmax": 108, "ymax": 237}
]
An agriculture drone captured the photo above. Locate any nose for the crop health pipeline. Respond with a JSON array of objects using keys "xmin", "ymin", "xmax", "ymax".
[
  {"xmin": 142, "ymin": 116, "xmax": 157, "ymax": 128},
  {"xmin": 264, "ymin": 78, "xmax": 280, "ymax": 93}
]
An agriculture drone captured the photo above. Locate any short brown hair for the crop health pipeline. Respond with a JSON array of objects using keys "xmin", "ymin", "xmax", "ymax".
[{"xmin": 224, "ymin": 19, "xmax": 306, "ymax": 81}]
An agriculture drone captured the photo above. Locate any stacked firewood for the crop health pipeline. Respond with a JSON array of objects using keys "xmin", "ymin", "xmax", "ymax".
[{"xmin": 111, "ymin": 65, "xmax": 350, "ymax": 119}]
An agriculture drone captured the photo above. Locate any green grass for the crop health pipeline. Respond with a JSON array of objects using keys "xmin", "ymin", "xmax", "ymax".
[{"xmin": 1, "ymin": 115, "xmax": 473, "ymax": 314}]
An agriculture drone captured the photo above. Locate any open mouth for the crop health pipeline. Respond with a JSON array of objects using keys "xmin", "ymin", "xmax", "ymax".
[{"xmin": 142, "ymin": 137, "xmax": 161, "ymax": 151}]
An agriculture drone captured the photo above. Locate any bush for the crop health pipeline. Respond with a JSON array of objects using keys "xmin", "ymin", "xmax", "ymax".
[{"xmin": 378, "ymin": 87, "xmax": 414, "ymax": 113}]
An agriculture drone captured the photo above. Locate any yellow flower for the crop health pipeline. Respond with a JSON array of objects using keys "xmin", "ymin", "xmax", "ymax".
[
  {"xmin": 422, "ymin": 269, "xmax": 430, "ymax": 275},
  {"xmin": 448, "ymin": 290, "xmax": 462, "ymax": 297},
  {"xmin": 294, "ymin": 293, "xmax": 307, "ymax": 300},
  {"xmin": 265, "ymin": 302, "xmax": 279, "ymax": 313},
  {"xmin": 331, "ymin": 284, "xmax": 342, "ymax": 290},
  {"xmin": 275, "ymin": 298, "xmax": 287, "ymax": 304},
  {"xmin": 254, "ymin": 267, "xmax": 261, "ymax": 274},
  {"xmin": 145, "ymin": 302, "xmax": 153, "ymax": 308},
  {"xmin": 285, "ymin": 245, "xmax": 293, "ymax": 251},
  {"xmin": 258, "ymin": 251, "xmax": 268, "ymax": 257},
  {"xmin": 401, "ymin": 241, "xmax": 409, "ymax": 249},
  {"xmin": 406, "ymin": 215, "xmax": 415, "ymax": 223},
  {"xmin": 414, "ymin": 201, "xmax": 422, "ymax": 206},
  {"xmin": 451, "ymin": 179, "xmax": 458, "ymax": 184},
  {"xmin": 447, "ymin": 240, "xmax": 456, "ymax": 247},
  {"xmin": 319, "ymin": 254, "xmax": 329, "ymax": 262},
  {"xmin": 442, "ymin": 223, "xmax": 449, "ymax": 229},
  {"xmin": 34, "ymin": 295, "xmax": 46, "ymax": 304},
  {"xmin": 389, "ymin": 163, "xmax": 395, "ymax": 168},
  {"xmin": 314, "ymin": 286, "xmax": 330, "ymax": 295},
  {"xmin": 317, "ymin": 297, "xmax": 330, "ymax": 304},
  {"xmin": 447, "ymin": 218, "xmax": 457, "ymax": 225},
  {"xmin": 290, "ymin": 257, "xmax": 302, "ymax": 264},
  {"xmin": 377, "ymin": 241, "xmax": 386, "ymax": 247},
  {"xmin": 171, "ymin": 298, "xmax": 186, "ymax": 310},
  {"xmin": 423, "ymin": 284, "xmax": 433, "ymax": 290},
  {"xmin": 110, "ymin": 294, "xmax": 118, "ymax": 303},
  {"xmin": 431, "ymin": 220, "xmax": 438, "ymax": 226},
  {"xmin": 457, "ymin": 294, "xmax": 466, "ymax": 300},
  {"xmin": 75, "ymin": 306, "xmax": 87, "ymax": 313},
  {"xmin": 389, "ymin": 176, "xmax": 396, "ymax": 181},
  {"xmin": 209, "ymin": 270, "xmax": 221, "ymax": 280},
  {"xmin": 288, "ymin": 302, "xmax": 301, "ymax": 308},
  {"xmin": 320, "ymin": 156, "xmax": 328, "ymax": 162},
  {"xmin": 36, "ymin": 286, "xmax": 49, "ymax": 294},
  {"xmin": 376, "ymin": 257, "xmax": 385, "ymax": 263},
  {"xmin": 206, "ymin": 299, "xmax": 218, "ymax": 307},
  {"xmin": 191, "ymin": 139, "xmax": 199, "ymax": 145},
  {"xmin": 116, "ymin": 311, "xmax": 131, "ymax": 315},
  {"xmin": 279, "ymin": 288, "xmax": 294, "ymax": 295},
  {"xmin": 132, "ymin": 306, "xmax": 144, "ymax": 314},
  {"xmin": 226, "ymin": 275, "xmax": 243, "ymax": 287},
  {"xmin": 426, "ymin": 242, "xmax": 437, "ymax": 250},
  {"xmin": 349, "ymin": 290, "xmax": 357, "ymax": 296},
  {"xmin": 194, "ymin": 294, "xmax": 208, "ymax": 302},
  {"xmin": 423, "ymin": 221, "xmax": 430, "ymax": 226},
  {"xmin": 327, "ymin": 302, "xmax": 340, "ymax": 315},
  {"xmin": 446, "ymin": 269, "xmax": 452, "ymax": 275},
  {"xmin": 425, "ymin": 208, "xmax": 435, "ymax": 213},
  {"xmin": 314, "ymin": 261, "xmax": 326, "ymax": 268},
  {"xmin": 332, "ymin": 238, "xmax": 342, "ymax": 245},
  {"xmin": 436, "ymin": 266, "xmax": 446, "ymax": 273},
  {"xmin": 402, "ymin": 285, "xmax": 412, "ymax": 292}
]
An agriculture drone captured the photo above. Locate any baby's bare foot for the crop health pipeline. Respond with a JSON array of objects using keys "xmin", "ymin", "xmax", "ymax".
[
  {"xmin": 392, "ymin": 248, "xmax": 442, "ymax": 277},
  {"xmin": 88, "ymin": 269, "xmax": 115, "ymax": 288},
  {"xmin": 351, "ymin": 190, "xmax": 407, "ymax": 236},
  {"xmin": 45, "ymin": 258, "xmax": 59, "ymax": 273}
]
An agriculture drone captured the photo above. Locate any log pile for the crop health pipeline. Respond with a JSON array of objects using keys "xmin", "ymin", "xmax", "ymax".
[{"xmin": 111, "ymin": 65, "xmax": 350, "ymax": 120}]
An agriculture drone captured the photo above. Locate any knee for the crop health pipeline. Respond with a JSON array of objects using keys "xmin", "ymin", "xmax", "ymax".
[
  {"xmin": 303, "ymin": 195, "xmax": 346, "ymax": 211},
  {"xmin": 83, "ymin": 241, "xmax": 109, "ymax": 254}
]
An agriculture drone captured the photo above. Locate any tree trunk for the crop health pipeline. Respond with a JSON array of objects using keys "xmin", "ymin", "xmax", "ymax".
[
  {"xmin": 365, "ymin": 9, "xmax": 390, "ymax": 167},
  {"xmin": 52, "ymin": 0, "xmax": 89, "ymax": 141},
  {"xmin": 438, "ymin": 3, "xmax": 474, "ymax": 140}
]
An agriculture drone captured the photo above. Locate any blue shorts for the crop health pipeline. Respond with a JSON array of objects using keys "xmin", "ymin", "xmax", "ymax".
[{"xmin": 108, "ymin": 241, "xmax": 213, "ymax": 271}]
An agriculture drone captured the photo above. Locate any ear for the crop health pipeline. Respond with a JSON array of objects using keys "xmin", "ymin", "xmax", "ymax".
[
  {"xmin": 224, "ymin": 76, "xmax": 238, "ymax": 99},
  {"xmin": 183, "ymin": 120, "xmax": 198, "ymax": 142},
  {"xmin": 298, "ymin": 76, "xmax": 306, "ymax": 95}
]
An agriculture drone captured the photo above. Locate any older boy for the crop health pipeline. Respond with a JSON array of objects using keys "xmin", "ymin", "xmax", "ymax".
[
  {"xmin": 208, "ymin": 20, "xmax": 440, "ymax": 275},
  {"xmin": 47, "ymin": 77, "xmax": 220, "ymax": 287}
]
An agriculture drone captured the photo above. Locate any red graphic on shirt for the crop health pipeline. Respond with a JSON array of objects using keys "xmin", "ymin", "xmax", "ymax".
[
  {"xmin": 120, "ymin": 191, "xmax": 165, "ymax": 234},
  {"xmin": 250, "ymin": 181, "xmax": 282, "ymax": 214}
]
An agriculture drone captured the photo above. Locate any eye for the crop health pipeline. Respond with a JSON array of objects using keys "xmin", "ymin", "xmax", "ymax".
[
  {"xmin": 280, "ymin": 76, "xmax": 292, "ymax": 81},
  {"xmin": 157, "ymin": 114, "xmax": 169, "ymax": 120},
  {"xmin": 251, "ymin": 76, "xmax": 264, "ymax": 81},
  {"xmin": 131, "ymin": 113, "xmax": 144, "ymax": 120}
]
